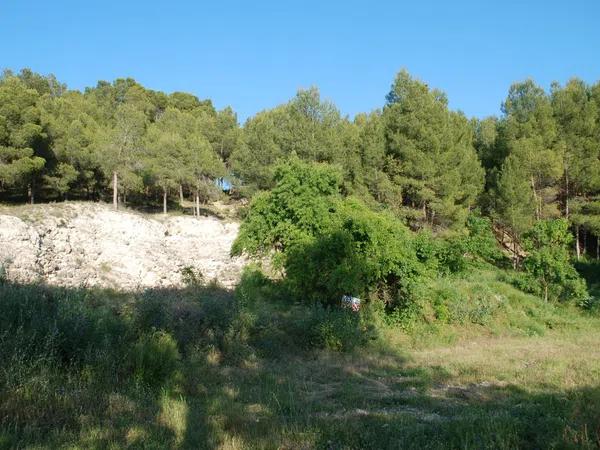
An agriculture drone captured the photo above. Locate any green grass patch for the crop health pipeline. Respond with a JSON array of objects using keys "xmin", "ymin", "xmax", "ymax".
[{"xmin": 1, "ymin": 267, "xmax": 599, "ymax": 449}]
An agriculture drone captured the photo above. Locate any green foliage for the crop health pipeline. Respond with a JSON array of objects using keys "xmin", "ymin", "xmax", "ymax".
[
  {"xmin": 298, "ymin": 306, "xmax": 368, "ymax": 352},
  {"xmin": 494, "ymin": 152, "xmax": 536, "ymax": 237},
  {"xmin": 574, "ymin": 259, "xmax": 600, "ymax": 312},
  {"xmin": 0, "ymin": 66, "xmax": 598, "ymax": 316},
  {"xmin": 285, "ymin": 199, "xmax": 422, "ymax": 308},
  {"xmin": 133, "ymin": 287, "xmax": 236, "ymax": 353},
  {"xmin": 43, "ymin": 162, "xmax": 78, "ymax": 197},
  {"xmin": 180, "ymin": 265, "xmax": 204, "ymax": 287},
  {"xmin": 551, "ymin": 78, "xmax": 600, "ymax": 198},
  {"xmin": 132, "ymin": 331, "xmax": 180, "ymax": 387},
  {"xmin": 521, "ymin": 219, "xmax": 589, "ymax": 303},
  {"xmin": 1, "ymin": 272, "xmax": 598, "ymax": 448},
  {"xmin": 0, "ymin": 74, "xmax": 46, "ymax": 193},
  {"xmin": 0, "ymin": 70, "xmax": 235, "ymax": 207},
  {"xmin": 232, "ymin": 158, "xmax": 343, "ymax": 257},
  {"xmin": 143, "ymin": 107, "xmax": 225, "ymax": 210},
  {"xmin": 412, "ymin": 214, "xmax": 501, "ymax": 277},
  {"xmin": 234, "ymin": 159, "xmax": 425, "ymax": 309},
  {"xmin": 383, "ymin": 70, "xmax": 484, "ymax": 227},
  {"xmin": 230, "ymin": 87, "xmax": 348, "ymax": 193},
  {"xmin": 464, "ymin": 214, "xmax": 503, "ymax": 262}
]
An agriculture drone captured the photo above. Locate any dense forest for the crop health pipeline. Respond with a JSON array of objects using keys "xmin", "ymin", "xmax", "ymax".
[{"xmin": 2, "ymin": 68, "xmax": 599, "ymax": 286}]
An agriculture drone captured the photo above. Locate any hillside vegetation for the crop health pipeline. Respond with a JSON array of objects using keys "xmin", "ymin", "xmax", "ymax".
[
  {"xmin": 1, "ymin": 268, "xmax": 599, "ymax": 449},
  {"xmin": 1, "ymin": 67, "xmax": 600, "ymax": 448}
]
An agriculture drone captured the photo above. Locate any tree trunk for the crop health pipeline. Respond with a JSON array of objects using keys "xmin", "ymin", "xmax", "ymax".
[
  {"xmin": 195, "ymin": 192, "xmax": 200, "ymax": 217},
  {"xmin": 575, "ymin": 226, "xmax": 581, "ymax": 260},
  {"xmin": 179, "ymin": 184, "xmax": 184, "ymax": 207},
  {"xmin": 583, "ymin": 229, "xmax": 587, "ymax": 257},
  {"xmin": 564, "ymin": 170, "xmax": 569, "ymax": 218},
  {"xmin": 163, "ymin": 189, "xmax": 168, "ymax": 215},
  {"xmin": 123, "ymin": 189, "xmax": 127, "ymax": 205},
  {"xmin": 27, "ymin": 183, "xmax": 34, "ymax": 205},
  {"xmin": 112, "ymin": 171, "xmax": 118, "ymax": 210},
  {"xmin": 513, "ymin": 239, "xmax": 518, "ymax": 269},
  {"xmin": 544, "ymin": 284, "xmax": 548, "ymax": 303},
  {"xmin": 531, "ymin": 176, "xmax": 540, "ymax": 220},
  {"xmin": 596, "ymin": 235, "xmax": 599, "ymax": 261}
]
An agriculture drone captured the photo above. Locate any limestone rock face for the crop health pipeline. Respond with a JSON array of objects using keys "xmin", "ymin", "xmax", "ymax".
[
  {"xmin": 0, "ymin": 203, "xmax": 246, "ymax": 290},
  {"xmin": 0, "ymin": 216, "xmax": 41, "ymax": 282}
]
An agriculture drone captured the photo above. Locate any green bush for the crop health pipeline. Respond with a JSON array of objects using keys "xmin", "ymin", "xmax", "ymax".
[
  {"xmin": 0, "ymin": 284, "xmax": 130, "ymax": 369},
  {"xmin": 284, "ymin": 198, "xmax": 424, "ymax": 310},
  {"xmin": 231, "ymin": 158, "xmax": 343, "ymax": 259},
  {"xmin": 464, "ymin": 214, "xmax": 503, "ymax": 263},
  {"xmin": 521, "ymin": 219, "xmax": 589, "ymax": 303},
  {"xmin": 296, "ymin": 306, "xmax": 370, "ymax": 352},
  {"xmin": 414, "ymin": 215, "xmax": 502, "ymax": 277},
  {"xmin": 132, "ymin": 330, "xmax": 180, "ymax": 387},
  {"xmin": 134, "ymin": 287, "xmax": 238, "ymax": 354},
  {"xmin": 180, "ymin": 265, "xmax": 204, "ymax": 286}
]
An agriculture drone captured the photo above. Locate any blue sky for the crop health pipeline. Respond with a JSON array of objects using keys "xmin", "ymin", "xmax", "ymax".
[{"xmin": 1, "ymin": 0, "xmax": 599, "ymax": 123}]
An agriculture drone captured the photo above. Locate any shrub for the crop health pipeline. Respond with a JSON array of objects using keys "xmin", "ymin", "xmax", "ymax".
[
  {"xmin": 414, "ymin": 215, "xmax": 502, "ymax": 277},
  {"xmin": 521, "ymin": 219, "xmax": 588, "ymax": 303},
  {"xmin": 231, "ymin": 158, "xmax": 343, "ymax": 259},
  {"xmin": 0, "ymin": 259, "xmax": 8, "ymax": 284},
  {"xmin": 296, "ymin": 306, "xmax": 369, "ymax": 352},
  {"xmin": 132, "ymin": 331, "xmax": 180, "ymax": 387},
  {"xmin": 180, "ymin": 266, "xmax": 204, "ymax": 286},
  {"xmin": 464, "ymin": 214, "xmax": 503, "ymax": 263},
  {"xmin": 435, "ymin": 236, "xmax": 470, "ymax": 274},
  {"xmin": 284, "ymin": 198, "xmax": 424, "ymax": 309},
  {"xmin": 135, "ymin": 288, "xmax": 237, "ymax": 353}
]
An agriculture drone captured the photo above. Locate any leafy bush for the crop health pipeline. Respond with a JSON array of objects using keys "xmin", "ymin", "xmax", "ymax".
[
  {"xmin": 232, "ymin": 158, "xmax": 343, "ymax": 259},
  {"xmin": 414, "ymin": 215, "xmax": 502, "ymax": 277},
  {"xmin": 135, "ymin": 287, "xmax": 237, "ymax": 353},
  {"xmin": 521, "ymin": 219, "xmax": 589, "ymax": 303},
  {"xmin": 285, "ymin": 199, "xmax": 425, "ymax": 309},
  {"xmin": 180, "ymin": 265, "xmax": 204, "ymax": 286},
  {"xmin": 233, "ymin": 160, "xmax": 427, "ymax": 312},
  {"xmin": 464, "ymin": 214, "xmax": 503, "ymax": 263},
  {"xmin": 0, "ymin": 284, "xmax": 130, "ymax": 371},
  {"xmin": 295, "ymin": 306, "xmax": 371, "ymax": 352},
  {"xmin": 574, "ymin": 260, "xmax": 600, "ymax": 312},
  {"xmin": 435, "ymin": 236, "xmax": 470, "ymax": 274},
  {"xmin": 132, "ymin": 331, "xmax": 180, "ymax": 387},
  {"xmin": 412, "ymin": 281, "xmax": 505, "ymax": 326}
]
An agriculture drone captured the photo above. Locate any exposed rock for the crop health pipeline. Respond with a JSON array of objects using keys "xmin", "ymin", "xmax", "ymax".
[{"xmin": 0, "ymin": 202, "xmax": 246, "ymax": 290}]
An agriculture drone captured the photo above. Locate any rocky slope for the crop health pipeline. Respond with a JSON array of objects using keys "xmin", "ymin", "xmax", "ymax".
[{"xmin": 0, "ymin": 202, "xmax": 246, "ymax": 290}]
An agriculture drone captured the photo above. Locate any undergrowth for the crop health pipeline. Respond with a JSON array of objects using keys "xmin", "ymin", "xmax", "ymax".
[{"xmin": 1, "ymin": 264, "xmax": 599, "ymax": 449}]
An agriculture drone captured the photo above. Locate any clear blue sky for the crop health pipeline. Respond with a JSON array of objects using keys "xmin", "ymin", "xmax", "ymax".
[{"xmin": 1, "ymin": 0, "xmax": 599, "ymax": 123}]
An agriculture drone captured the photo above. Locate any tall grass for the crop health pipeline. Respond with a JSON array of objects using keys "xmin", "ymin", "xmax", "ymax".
[{"xmin": 1, "ymin": 266, "xmax": 599, "ymax": 449}]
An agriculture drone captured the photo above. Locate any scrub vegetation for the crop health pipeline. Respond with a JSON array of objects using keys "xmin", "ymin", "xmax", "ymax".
[{"xmin": 1, "ymin": 67, "xmax": 600, "ymax": 448}]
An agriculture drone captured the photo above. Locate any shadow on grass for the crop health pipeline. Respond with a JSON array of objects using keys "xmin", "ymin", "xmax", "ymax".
[{"xmin": 1, "ymin": 280, "xmax": 599, "ymax": 449}]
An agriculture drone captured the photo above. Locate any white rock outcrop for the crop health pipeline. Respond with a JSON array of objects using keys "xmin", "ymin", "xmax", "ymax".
[{"xmin": 0, "ymin": 202, "xmax": 246, "ymax": 290}]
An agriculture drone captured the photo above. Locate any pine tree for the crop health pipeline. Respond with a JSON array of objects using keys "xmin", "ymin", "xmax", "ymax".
[
  {"xmin": 0, "ymin": 74, "xmax": 46, "ymax": 202},
  {"xmin": 383, "ymin": 70, "xmax": 484, "ymax": 227},
  {"xmin": 95, "ymin": 104, "xmax": 146, "ymax": 209}
]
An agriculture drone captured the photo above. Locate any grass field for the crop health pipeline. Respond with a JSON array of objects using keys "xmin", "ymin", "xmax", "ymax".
[{"xmin": 1, "ymin": 267, "xmax": 599, "ymax": 449}]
